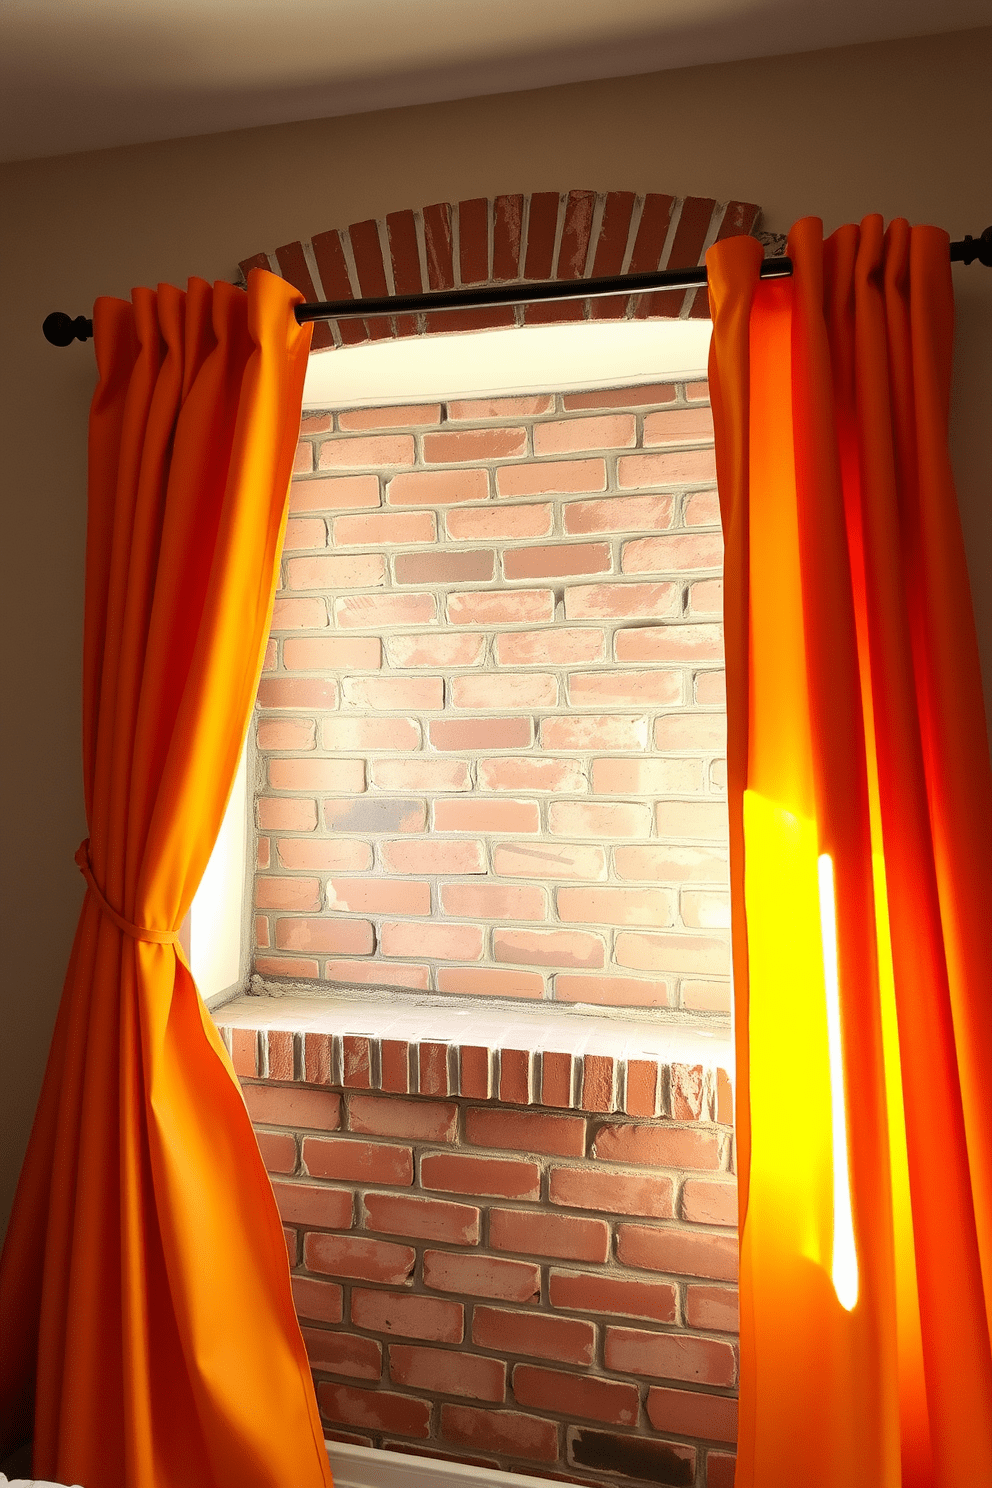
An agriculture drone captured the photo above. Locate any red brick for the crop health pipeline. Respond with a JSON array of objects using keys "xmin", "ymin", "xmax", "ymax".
[
  {"xmin": 695, "ymin": 671, "xmax": 726, "ymax": 706},
  {"xmin": 493, "ymin": 842, "xmax": 606, "ymax": 881},
  {"xmin": 616, "ymin": 624, "xmax": 723, "ymax": 663},
  {"xmin": 387, "ymin": 468, "xmax": 489, "ymax": 506},
  {"xmin": 441, "ymin": 1404, "xmax": 558, "ymax": 1462},
  {"xmin": 318, "ymin": 434, "xmax": 414, "ymax": 469},
  {"xmin": 423, "ymin": 1250, "xmax": 541, "ymax": 1304},
  {"xmin": 541, "ymin": 715, "xmax": 648, "ymax": 752},
  {"xmin": 681, "ymin": 889, "xmax": 731, "ymax": 929},
  {"xmin": 534, "ymin": 415, "xmax": 636, "ymax": 454},
  {"xmin": 460, "ymin": 1045, "xmax": 492, "ymax": 1099},
  {"xmin": 418, "ymin": 1041, "xmax": 452, "ymax": 1097},
  {"xmin": 496, "ymin": 459, "xmax": 606, "ymax": 497},
  {"xmin": 618, "ymin": 449, "xmax": 717, "ymax": 488},
  {"xmin": 423, "ymin": 427, "xmax": 527, "ymax": 463},
  {"xmin": 286, "ymin": 553, "xmax": 386, "ymax": 591},
  {"xmin": 291, "ymin": 1274, "xmax": 344, "ymax": 1324},
  {"xmin": 441, "ymin": 882, "xmax": 548, "ymax": 920},
  {"xmin": 686, "ymin": 1285, "xmax": 739, "ymax": 1333},
  {"xmin": 592, "ymin": 1123, "xmax": 721, "ymax": 1170},
  {"xmin": 647, "ymin": 1385, "xmax": 737, "ymax": 1443},
  {"xmin": 372, "ymin": 758, "xmax": 472, "ymax": 791},
  {"xmin": 271, "ymin": 758, "xmax": 369, "ymax": 799},
  {"xmin": 581, "ymin": 1055, "xmax": 615, "ymax": 1114},
  {"xmin": 564, "ymin": 582, "xmax": 679, "ymax": 620},
  {"xmin": 540, "ymin": 1051, "xmax": 574, "ymax": 1108},
  {"xmin": 495, "ymin": 628, "xmax": 606, "ymax": 667},
  {"xmin": 596, "ymin": 754, "xmax": 704, "ymax": 794},
  {"xmin": 446, "ymin": 589, "xmax": 554, "ymax": 626},
  {"xmin": 568, "ymin": 670, "xmax": 682, "ymax": 710},
  {"xmin": 688, "ymin": 578, "xmax": 723, "ymax": 616},
  {"xmin": 685, "ymin": 491, "xmax": 722, "ymax": 526},
  {"xmin": 513, "ymin": 1365, "xmax": 638, "ymax": 1427},
  {"xmin": 705, "ymin": 1454, "xmax": 737, "ymax": 1488},
  {"xmin": 429, "ymin": 716, "xmax": 535, "ymax": 753},
  {"xmin": 244, "ymin": 1085, "xmax": 340, "ymax": 1131},
  {"xmin": 255, "ymin": 876, "xmax": 320, "ymax": 910},
  {"xmin": 446, "ymin": 504, "xmax": 553, "ymax": 541},
  {"xmin": 341, "ymin": 1035, "xmax": 372, "ymax": 1089},
  {"xmin": 277, "ymin": 839, "xmax": 371, "ymax": 872},
  {"xmin": 451, "ymin": 673, "xmax": 557, "ymax": 710},
  {"xmin": 275, "ymin": 918, "xmax": 374, "ymax": 955},
  {"xmin": 324, "ymin": 798, "xmax": 425, "ymax": 836},
  {"xmin": 616, "ymin": 1225, "xmax": 738, "ymax": 1281},
  {"xmin": 504, "ymin": 544, "xmax": 612, "ymax": 581},
  {"xmin": 686, "ymin": 381, "xmax": 710, "ymax": 401},
  {"xmin": 387, "ymin": 632, "xmax": 485, "ymax": 669},
  {"xmin": 351, "ymin": 1287, "xmax": 463, "ymax": 1343},
  {"xmin": 254, "ymin": 955, "xmax": 319, "ymax": 979},
  {"xmin": 333, "ymin": 510, "xmax": 436, "ymax": 547},
  {"xmin": 614, "ymin": 844, "xmax": 728, "ymax": 883},
  {"xmin": 466, "ymin": 1108, "xmax": 586, "ymax": 1158},
  {"xmin": 615, "ymin": 930, "xmax": 730, "ymax": 976},
  {"xmin": 305, "ymin": 1233, "xmax": 416, "ymax": 1286},
  {"xmin": 257, "ymin": 678, "xmax": 339, "ymax": 711},
  {"xmin": 303, "ymin": 1137, "xmax": 413, "ymax": 1186},
  {"xmin": 557, "ymin": 886, "xmax": 674, "ymax": 928},
  {"xmin": 490, "ymin": 1209, "xmax": 608, "ymax": 1264},
  {"xmin": 228, "ymin": 1029, "xmax": 258, "ymax": 1078},
  {"xmin": 350, "ymin": 1093, "xmax": 457, "ymax": 1143},
  {"xmin": 478, "ymin": 757, "xmax": 585, "ymax": 793},
  {"xmin": 473, "ymin": 1306, "xmax": 594, "ymax": 1366},
  {"xmin": 285, "ymin": 1224, "xmax": 299, "ymax": 1265},
  {"xmin": 498, "ymin": 1048, "xmax": 532, "ymax": 1105},
  {"xmin": 382, "ymin": 839, "xmax": 485, "ymax": 875},
  {"xmin": 564, "ymin": 493, "xmax": 673, "ymax": 535},
  {"xmin": 364, "ymin": 1193, "xmax": 478, "ymax": 1245},
  {"xmin": 549, "ymin": 800, "xmax": 651, "ymax": 838},
  {"xmin": 316, "ymin": 1382, "xmax": 430, "ymax": 1438},
  {"xmin": 291, "ymin": 474, "xmax": 380, "ymax": 512},
  {"xmin": 257, "ymin": 798, "xmax": 318, "ymax": 833},
  {"xmin": 327, "ymin": 879, "xmax": 431, "ymax": 916},
  {"xmin": 256, "ymin": 1130, "xmax": 296, "ymax": 1173},
  {"xmin": 284, "ymin": 517, "xmax": 326, "ymax": 551},
  {"xmin": 682, "ymin": 1180, "xmax": 737, "ymax": 1227},
  {"xmin": 321, "ymin": 717, "xmax": 422, "ymax": 752},
  {"xmin": 643, "ymin": 407, "xmax": 714, "ymax": 444},
  {"xmin": 341, "ymin": 676, "xmax": 443, "ymax": 711},
  {"xmin": 671, "ymin": 1065, "xmax": 704, "ymax": 1122},
  {"xmin": 562, "ymin": 386, "xmax": 677, "ymax": 412},
  {"xmin": 436, "ymin": 967, "xmax": 545, "ymax": 999},
  {"xmin": 448, "ymin": 395, "xmax": 552, "ymax": 420},
  {"xmin": 380, "ymin": 1040, "xmax": 411, "ymax": 1094},
  {"xmin": 390, "ymin": 1345, "xmax": 506, "ymax": 1403},
  {"xmin": 394, "ymin": 550, "xmax": 495, "ymax": 587},
  {"xmin": 302, "ymin": 1327, "xmax": 381, "ymax": 1380},
  {"xmin": 421, "ymin": 1153, "xmax": 540, "ymax": 1200},
  {"xmin": 257, "ymin": 716, "xmax": 317, "ymax": 751},
  {"xmin": 550, "ymin": 1167, "xmax": 673, "ymax": 1219},
  {"xmin": 266, "ymin": 1031, "xmax": 295, "ymax": 1081},
  {"xmin": 494, "ymin": 927, "xmax": 605, "ymax": 971},
  {"xmin": 568, "ymin": 1427, "xmax": 695, "ymax": 1484},
  {"xmin": 605, "ymin": 1327, "xmax": 736, "ymax": 1386},
  {"xmin": 338, "ymin": 404, "xmax": 441, "ymax": 430},
  {"xmin": 549, "ymin": 1270, "xmax": 677, "ymax": 1324},
  {"xmin": 255, "ymin": 912, "xmax": 271, "ymax": 947},
  {"xmin": 387, "ymin": 921, "xmax": 484, "ymax": 963}
]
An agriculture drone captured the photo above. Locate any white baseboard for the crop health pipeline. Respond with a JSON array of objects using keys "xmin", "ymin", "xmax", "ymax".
[{"xmin": 326, "ymin": 1439, "xmax": 587, "ymax": 1488}]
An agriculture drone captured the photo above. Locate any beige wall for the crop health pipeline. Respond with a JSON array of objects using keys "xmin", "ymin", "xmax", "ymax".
[{"xmin": 1, "ymin": 26, "xmax": 989, "ymax": 1235}]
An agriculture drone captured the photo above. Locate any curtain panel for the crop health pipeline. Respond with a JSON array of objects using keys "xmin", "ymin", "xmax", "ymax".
[
  {"xmin": 0, "ymin": 271, "xmax": 332, "ymax": 1488},
  {"xmin": 707, "ymin": 217, "xmax": 992, "ymax": 1487}
]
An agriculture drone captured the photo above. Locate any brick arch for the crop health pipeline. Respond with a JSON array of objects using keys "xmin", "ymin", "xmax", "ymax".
[{"xmin": 239, "ymin": 190, "xmax": 761, "ymax": 352}]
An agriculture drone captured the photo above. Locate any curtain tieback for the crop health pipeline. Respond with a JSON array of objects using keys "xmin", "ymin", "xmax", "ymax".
[{"xmin": 74, "ymin": 839, "xmax": 179, "ymax": 945}]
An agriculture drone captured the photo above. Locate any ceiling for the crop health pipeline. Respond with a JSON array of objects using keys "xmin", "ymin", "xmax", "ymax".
[{"xmin": 2, "ymin": 0, "xmax": 988, "ymax": 163}]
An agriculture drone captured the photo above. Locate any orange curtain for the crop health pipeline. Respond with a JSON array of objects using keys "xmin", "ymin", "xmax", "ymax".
[
  {"xmin": 0, "ymin": 271, "xmax": 333, "ymax": 1488},
  {"xmin": 706, "ymin": 215, "xmax": 992, "ymax": 1487}
]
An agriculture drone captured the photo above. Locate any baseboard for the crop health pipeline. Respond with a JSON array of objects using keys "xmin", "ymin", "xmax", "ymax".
[{"xmin": 326, "ymin": 1439, "xmax": 587, "ymax": 1488}]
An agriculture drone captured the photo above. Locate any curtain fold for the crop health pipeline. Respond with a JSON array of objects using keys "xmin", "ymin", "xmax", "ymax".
[
  {"xmin": 707, "ymin": 216, "xmax": 992, "ymax": 1487},
  {"xmin": 0, "ymin": 270, "xmax": 333, "ymax": 1488}
]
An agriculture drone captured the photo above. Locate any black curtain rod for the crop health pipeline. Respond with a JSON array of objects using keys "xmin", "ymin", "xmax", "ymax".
[{"xmin": 42, "ymin": 227, "xmax": 992, "ymax": 347}]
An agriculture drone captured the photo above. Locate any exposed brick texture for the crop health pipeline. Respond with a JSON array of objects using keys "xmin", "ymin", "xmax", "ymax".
[
  {"xmin": 255, "ymin": 381, "xmax": 731, "ymax": 1017},
  {"xmin": 221, "ymin": 1020, "xmax": 738, "ymax": 1485}
]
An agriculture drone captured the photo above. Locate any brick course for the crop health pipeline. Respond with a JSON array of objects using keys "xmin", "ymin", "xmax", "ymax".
[
  {"xmin": 221, "ymin": 1019, "xmax": 738, "ymax": 1487},
  {"xmin": 254, "ymin": 381, "xmax": 729, "ymax": 1019}
]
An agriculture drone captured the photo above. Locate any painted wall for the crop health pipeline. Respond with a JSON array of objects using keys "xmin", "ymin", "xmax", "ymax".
[{"xmin": 1, "ymin": 26, "xmax": 989, "ymax": 1235}]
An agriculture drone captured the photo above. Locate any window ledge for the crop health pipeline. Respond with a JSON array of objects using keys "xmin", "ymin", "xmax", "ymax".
[{"xmin": 214, "ymin": 982, "xmax": 733, "ymax": 1121}]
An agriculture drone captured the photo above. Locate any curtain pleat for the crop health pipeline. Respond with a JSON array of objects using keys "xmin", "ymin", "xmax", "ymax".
[
  {"xmin": 0, "ymin": 270, "xmax": 333, "ymax": 1488},
  {"xmin": 707, "ymin": 217, "xmax": 992, "ymax": 1487}
]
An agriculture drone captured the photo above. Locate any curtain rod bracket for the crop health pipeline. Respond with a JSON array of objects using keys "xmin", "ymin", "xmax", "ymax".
[{"xmin": 41, "ymin": 229, "xmax": 991, "ymax": 345}]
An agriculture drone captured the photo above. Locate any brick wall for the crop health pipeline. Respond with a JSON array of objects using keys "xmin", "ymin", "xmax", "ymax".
[
  {"xmin": 221, "ymin": 1020, "xmax": 738, "ymax": 1488},
  {"xmin": 254, "ymin": 379, "xmax": 730, "ymax": 1019}
]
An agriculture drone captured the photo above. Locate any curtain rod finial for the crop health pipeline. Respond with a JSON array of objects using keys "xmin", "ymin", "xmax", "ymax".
[
  {"xmin": 43, "ymin": 312, "xmax": 93, "ymax": 346},
  {"xmin": 951, "ymin": 227, "xmax": 992, "ymax": 267}
]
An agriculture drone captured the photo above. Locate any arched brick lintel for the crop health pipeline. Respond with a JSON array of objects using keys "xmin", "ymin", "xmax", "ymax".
[{"xmin": 240, "ymin": 190, "xmax": 761, "ymax": 351}]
